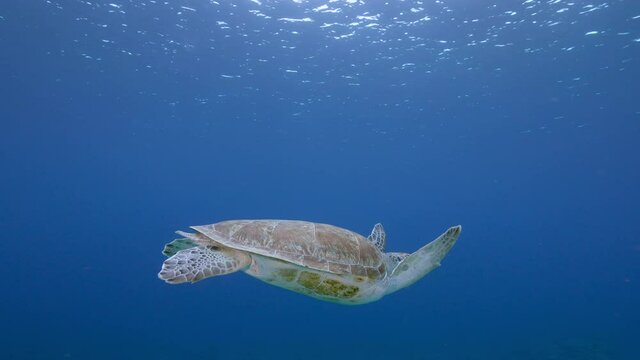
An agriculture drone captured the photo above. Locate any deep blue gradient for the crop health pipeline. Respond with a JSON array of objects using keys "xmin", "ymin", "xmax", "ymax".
[{"xmin": 1, "ymin": 1, "xmax": 639, "ymax": 359}]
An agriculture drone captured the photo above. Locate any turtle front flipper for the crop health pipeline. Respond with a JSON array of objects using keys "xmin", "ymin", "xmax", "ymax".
[
  {"xmin": 367, "ymin": 223, "xmax": 386, "ymax": 251},
  {"xmin": 158, "ymin": 247, "xmax": 250, "ymax": 284},
  {"xmin": 385, "ymin": 225, "xmax": 461, "ymax": 294}
]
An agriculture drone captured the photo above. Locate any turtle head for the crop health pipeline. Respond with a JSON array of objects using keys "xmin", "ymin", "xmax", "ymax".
[{"xmin": 383, "ymin": 225, "xmax": 461, "ymax": 295}]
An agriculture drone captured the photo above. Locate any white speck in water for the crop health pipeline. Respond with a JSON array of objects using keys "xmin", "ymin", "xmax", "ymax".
[{"xmin": 278, "ymin": 17, "xmax": 314, "ymax": 23}]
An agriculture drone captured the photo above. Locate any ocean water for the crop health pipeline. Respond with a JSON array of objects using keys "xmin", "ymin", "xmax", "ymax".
[{"xmin": 1, "ymin": 0, "xmax": 639, "ymax": 359}]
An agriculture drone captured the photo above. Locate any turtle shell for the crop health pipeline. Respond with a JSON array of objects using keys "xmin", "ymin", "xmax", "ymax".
[{"xmin": 191, "ymin": 220, "xmax": 386, "ymax": 280}]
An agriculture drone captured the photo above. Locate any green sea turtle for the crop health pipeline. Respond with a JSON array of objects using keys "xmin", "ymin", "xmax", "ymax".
[{"xmin": 158, "ymin": 220, "xmax": 461, "ymax": 304}]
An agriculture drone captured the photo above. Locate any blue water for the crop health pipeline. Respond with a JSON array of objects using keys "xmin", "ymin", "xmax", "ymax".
[{"xmin": 1, "ymin": 0, "xmax": 639, "ymax": 359}]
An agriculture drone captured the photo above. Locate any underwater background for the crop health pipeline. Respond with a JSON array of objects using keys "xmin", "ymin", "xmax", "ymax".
[{"xmin": 1, "ymin": 0, "xmax": 639, "ymax": 359}]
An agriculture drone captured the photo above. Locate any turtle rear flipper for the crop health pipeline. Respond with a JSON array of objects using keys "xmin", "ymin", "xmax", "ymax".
[{"xmin": 158, "ymin": 247, "xmax": 250, "ymax": 284}]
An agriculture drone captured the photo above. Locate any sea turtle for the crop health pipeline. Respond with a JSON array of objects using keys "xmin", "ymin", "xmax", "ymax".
[{"xmin": 158, "ymin": 220, "xmax": 461, "ymax": 304}]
